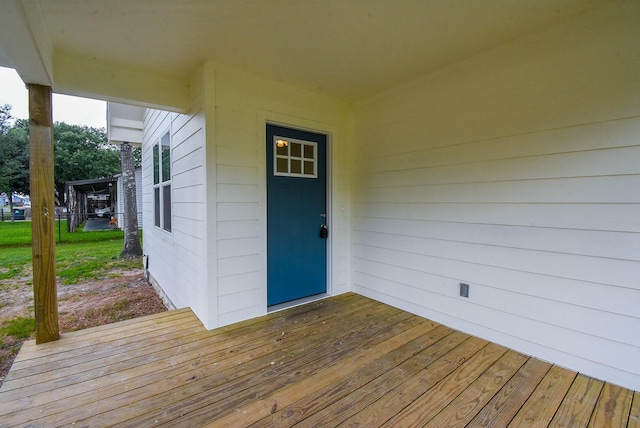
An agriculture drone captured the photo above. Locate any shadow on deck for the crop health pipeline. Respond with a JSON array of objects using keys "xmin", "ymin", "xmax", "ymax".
[{"xmin": 0, "ymin": 293, "xmax": 638, "ymax": 427}]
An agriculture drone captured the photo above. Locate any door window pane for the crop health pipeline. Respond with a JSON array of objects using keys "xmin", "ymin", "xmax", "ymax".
[
  {"xmin": 291, "ymin": 159, "xmax": 301, "ymax": 174},
  {"xmin": 276, "ymin": 143, "xmax": 288, "ymax": 156},
  {"xmin": 276, "ymin": 158, "xmax": 288, "ymax": 173},
  {"xmin": 304, "ymin": 161, "xmax": 314, "ymax": 175},
  {"xmin": 274, "ymin": 136, "xmax": 317, "ymax": 178},
  {"xmin": 304, "ymin": 145, "xmax": 314, "ymax": 159},
  {"xmin": 290, "ymin": 142, "xmax": 301, "ymax": 157}
]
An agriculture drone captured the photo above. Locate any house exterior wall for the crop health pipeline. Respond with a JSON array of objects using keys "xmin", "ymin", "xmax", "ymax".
[
  {"xmin": 352, "ymin": 2, "xmax": 640, "ymax": 391},
  {"xmin": 206, "ymin": 64, "xmax": 352, "ymax": 328},
  {"xmin": 141, "ymin": 102, "xmax": 209, "ymax": 322},
  {"xmin": 141, "ymin": 63, "xmax": 351, "ymax": 330}
]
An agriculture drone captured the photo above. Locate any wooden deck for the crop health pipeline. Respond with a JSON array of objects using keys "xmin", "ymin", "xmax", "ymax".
[{"xmin": 0, "ymin": 293, "xmax": 637, "ymax": 427}]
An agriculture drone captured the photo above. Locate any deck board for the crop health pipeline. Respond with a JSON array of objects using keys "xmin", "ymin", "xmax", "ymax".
[
  {"xmin": 291, "ymin": 332, "xmax": 483, "ymax": 428},
  {"xmin": 0, "ymin": 292, "xmax": 636, "ymax": 427},
  {"xmin": 379, "ymin": 342, "xmax": 508, "ymax": 427},
  {"xmin": 588, "ymin": 382, "xmax": 634, "ymax": 428},
  {"xmin": 469, "ymin": 357, "xmax": 552, "ymax": 427},
  {"xmin": 248, "ymin": 325, "xmax": 461, "ymax": 428},
  {"xmin": 422, "ymin": 349, "xmax": 529, "ymax": 427},
  {"xmin": 102, "ymin": 306, "xmax": 412, "ymax": 427},
  {"xmin": 549, "ymin": 374, "xmax": 604, "ymax": 428},
  {"xmin": 508, "ymin": 365, "xmax": 578, "ymax": 427},
  {"xmin": 628, "ymin": 392, "xmax": 640, "ymax": 428}
]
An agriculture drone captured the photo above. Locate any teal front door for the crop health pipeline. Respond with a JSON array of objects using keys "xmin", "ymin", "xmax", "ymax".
[{"xmin": 266, "ymin": 124, "xmax": 327, "ymax": 306}]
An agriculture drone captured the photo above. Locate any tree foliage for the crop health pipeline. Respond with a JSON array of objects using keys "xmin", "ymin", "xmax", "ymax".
[
  {"xmin": 0, "ymin": 104, "xmax": 11, "ymax": 133},
  {"xmin": 53, "ymin": 122, "xmax": 121, "ymax": 201},
  {"xmin": 0, "ymin": 105, "xmax": 30, "ymax": 199},
  {"xmin": 1, "ymin": 105, "xmax": 126, "ymax": 207}
]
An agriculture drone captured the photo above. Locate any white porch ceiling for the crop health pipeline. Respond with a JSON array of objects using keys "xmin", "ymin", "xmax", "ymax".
[{"xmin": 0, "ymin": 0, "xmax": 612, "ymax": 108}]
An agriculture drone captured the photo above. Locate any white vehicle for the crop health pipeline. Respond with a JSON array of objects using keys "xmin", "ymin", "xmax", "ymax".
[{"xmin": 95, "ymin": 207, "xmax": 112, "ymax": 218}]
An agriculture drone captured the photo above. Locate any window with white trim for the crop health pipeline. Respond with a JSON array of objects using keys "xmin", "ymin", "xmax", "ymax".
[
  {"xmin": 153, "ymin": 131, "xmax": 171, "ymax": 232},
  {"xmin": 273, "ymin": 136, "xmax": 317, "ymax": 178}
]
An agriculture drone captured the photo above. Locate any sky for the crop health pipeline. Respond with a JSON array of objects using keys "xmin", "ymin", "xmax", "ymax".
[{"xmin": 0, "ymin": 66, "xmax": 106, "ymax": 129}]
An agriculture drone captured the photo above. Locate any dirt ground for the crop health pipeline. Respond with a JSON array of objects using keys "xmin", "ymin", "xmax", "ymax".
[{"xmin": 0, "ymin": 268, "xmax": 167, "ymax": 388}]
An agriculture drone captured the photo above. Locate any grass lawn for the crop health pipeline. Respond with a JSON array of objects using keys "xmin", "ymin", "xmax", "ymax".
[
  {"xmin": 0, "ymin": 219, "xmax": 124, "ymax": 247},
  {"xmin": 56, "ymin": 240, "xmax": 142, "ymax": 284},
  {"xmin": 0, "ymin": 237, "xmax": 152, "ymax": 387},
  {"xmin": 0, "ymin": 238, "xmax": 143, "ymax": 347},
  {"xmin": 0, "ymin": 239, "xmax": 141, "ymax": 284}
]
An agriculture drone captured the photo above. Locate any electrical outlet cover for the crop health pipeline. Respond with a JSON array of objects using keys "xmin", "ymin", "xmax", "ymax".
[{"xmin": 460, "ymin": 283, "xmax": 469, "ymax": 298}]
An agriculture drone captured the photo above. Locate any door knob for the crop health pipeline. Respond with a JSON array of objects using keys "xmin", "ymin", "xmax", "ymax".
[{"xmin": 320, "ymin": 224, "xmax": 328, "ymax": 239}]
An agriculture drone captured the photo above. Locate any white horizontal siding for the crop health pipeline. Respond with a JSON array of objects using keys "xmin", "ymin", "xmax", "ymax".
[
  {"xmin": 171, "ymin": 224, "xmax": 205, "ymax": 257},
  {"xmin": 171, "ymin": 184, "xmax": 205, "ymax": 204},
  {"xmin": 354, "ymin": 230, "xmax": 637, "ymax": 289},
  {"xmin": 209, "ymin": 65, "xmax": 351, "ymax": 326},
  {"xmin": 218, "ymin": 305, "xmax": 261, "ymax": 327},
  {"xmin": 360, "ymin": 146, "xmax": 640, "ymax": 187},
  {"xmin": 217, "ymin": 184, "xmax": 259, "ymax": 202},
  {"xmin": 216, "ymin": 165, "xmax": 259, "ymax": 185},
  {"xmin": 217, "ymin": 254, "xmax": 260, "ymax": 278},
  {"xmin": 211, "ymin": 134, "xmax": 284, "ymax": 324},
  {"xmin": 358, "ymin": 118, "xmax": 640, "ymax": 174},
  {"xmin": 353, "ymin": 245, "xmax": 639, "ymax": 319},
  {"xmin": 352, "ymin": 2, "xmax": 640, "ymax": 390},
  {"xmin": 141, "ymin": 107, "xmax": 208, "ymax": 323},
  {"xmin": 358, "ymin": 175, "xmax": 640, "ymax": 204},
  {"xmin": 217, "ymin": 237, "xmax": 260, "ymax": 259},
  {"xmin": 355, "ymin": 217, "xmax": 639, "ymax": 261},
  {"xmin": 354, "ymin": 202, "xmax": 640, "ymax": 232},
  {"xmin": 217, "ymin": 220, "xmax": 260, "ymax": 239},
  {"xmin": 171, "ymin": 201, "xmax": 205, "ymax": 220},
  {"xmin": 218, "ymin": 272, "xmax": 260, "ymax": 296},
  {"xmin": 217, "ymin": 202, "xmax": 260, "ymax": 221},
  {"xmin": 353, "ymin": 269, "xmax": 640, "ymax": 357},
  {"xmin": 216, "ymin": 144, "xmax": 257, "ymax": 166},
  {"xmin": 218, "ymin": 289, "xmax": 260, "ymax": 314},
  {"xmin": 172, "ymin": 152, "xmax": 204, "ymax": 180},
  {"xmin": 172, "ymin": 166, "xmax": 205, "ymax": 189}
]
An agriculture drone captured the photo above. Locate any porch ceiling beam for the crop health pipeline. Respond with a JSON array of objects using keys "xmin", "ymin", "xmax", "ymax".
[
  {"xmin": 29, "ymin": 83, "xmax": 59, "ymax": 344},
  {"xmin": 53, "ymin": 51, "xmax": 191, "ymax": 113},
  {"xmin": 107, "ymin": 119, "xmax": 144, "ymax": 145},
  {"xmin": 0, "ymin": 0, "xmax": 53, "ymax": 86},
  {"xmin": 0, "ymin": 1, "xmax": 189, "ymax": 111}
]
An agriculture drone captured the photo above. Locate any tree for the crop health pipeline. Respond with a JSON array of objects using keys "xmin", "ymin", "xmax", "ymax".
[
  {"xmin": 133, "ymin": 146, "xmax": 142, "ymax": 168},
  {"xmin": 0, "ymin": 103, "xmax": 11, "ymax": 133},
  {"xmin": 0, "ymin": 105, "xmax": 30, "ymax": 222},
  {"xmin": 53, "ymin": 123, "xmax": 121, "ymax": 204},
  {"xmin": 120, "ymin": 142, "xmax": 142, "ymax": 258}
]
